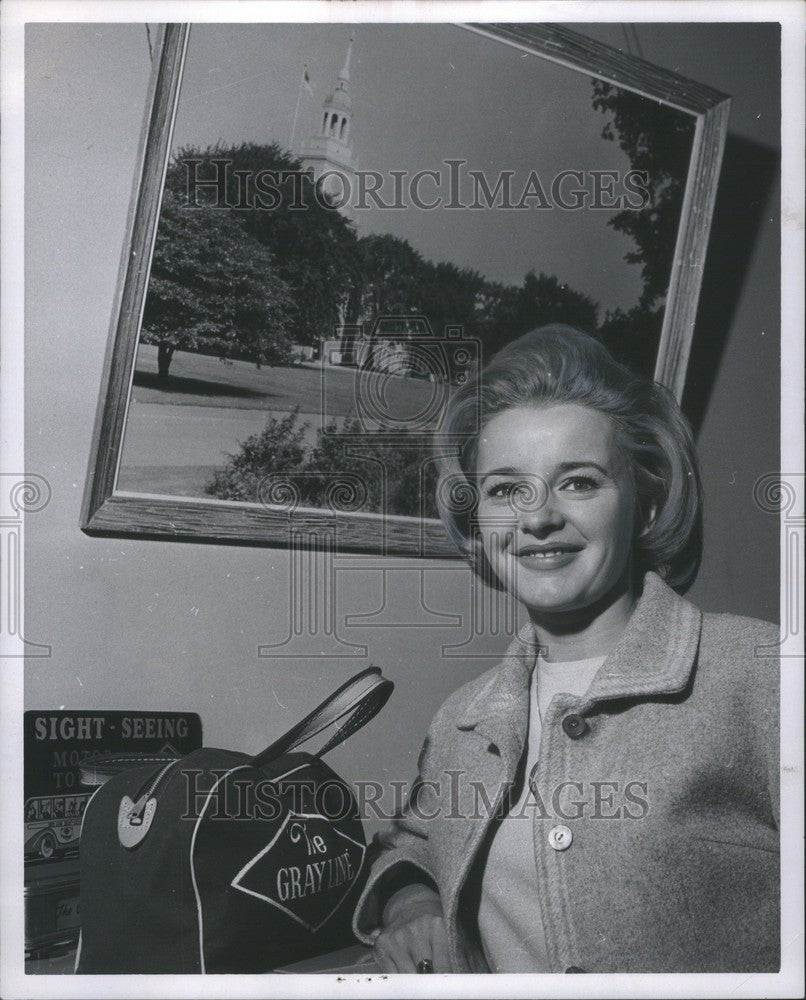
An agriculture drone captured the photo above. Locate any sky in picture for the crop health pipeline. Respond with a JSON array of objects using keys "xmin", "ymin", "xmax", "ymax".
[{"xmin": 171, "ymin": 23, "xmax": 694, "ymax": 321}]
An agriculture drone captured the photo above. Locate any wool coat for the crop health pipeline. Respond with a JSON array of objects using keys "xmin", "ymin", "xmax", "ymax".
[{"xmin": 353, "ymin": 572, "xmax": 780, "ymax": 973}]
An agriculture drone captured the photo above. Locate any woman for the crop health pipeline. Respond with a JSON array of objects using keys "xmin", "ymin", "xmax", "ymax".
[{"xmin": 352, "ymin": 326, "xmax": 779, "ymax": 974}]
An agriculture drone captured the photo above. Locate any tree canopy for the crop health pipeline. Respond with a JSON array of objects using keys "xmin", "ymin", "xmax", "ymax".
[
  {"xmin": 593, "ymin": 81, "xmax": 696, "ymax": 310},
  {"xmin": 148, "ymin": 142, "xmax": 608, "ymax": 374},
  {"xmin": 173, "ymin": 143, "xmax": 361, "ymax": 348},
  {"xmin": 141, "ymin": 187, "xmax": 294, "ymax": 375},
  {"xmin": 143, "ymin": 108, "xmax": 688, "ymax": 385}
]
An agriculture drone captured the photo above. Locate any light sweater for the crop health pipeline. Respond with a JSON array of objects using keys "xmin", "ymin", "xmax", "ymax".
[{"xmin": 477, "ymin": 653, "xmax": 605, "ymax": 973}]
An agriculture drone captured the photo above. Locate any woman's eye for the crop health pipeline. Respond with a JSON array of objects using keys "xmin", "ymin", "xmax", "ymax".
[
  {"xmin": 486, "ymin": 481, "xmax": 525, "ymax": 501},
  {"xmin": 487, "ymin": 482, "xmax": 515, "ymax": 499},
  {"xmin": 562, "ymin": 476, "xmax": 599, "ymax": 492}
]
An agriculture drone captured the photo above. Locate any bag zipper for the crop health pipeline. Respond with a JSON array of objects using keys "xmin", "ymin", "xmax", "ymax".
[
  {"xmin": 128, "ymin": 758, "xmax": 181, "ymax": 823},
  {"xmin": 118, "ymin": 757, "xmax": 186, "ymax": 849}
]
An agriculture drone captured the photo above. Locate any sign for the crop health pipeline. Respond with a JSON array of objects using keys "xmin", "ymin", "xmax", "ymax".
[
  {"xmin": 24, "ymin": 710, "xmax": 202, "ymax": 862},
  {"xmin": 23, "ymin": 709, "xmax": 202, "ymax": 957}
]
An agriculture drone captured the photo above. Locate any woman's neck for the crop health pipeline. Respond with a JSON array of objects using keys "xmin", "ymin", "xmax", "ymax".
[{"xmin": 527, "ymin": 578, "xmax": 638, "ymax": 663}]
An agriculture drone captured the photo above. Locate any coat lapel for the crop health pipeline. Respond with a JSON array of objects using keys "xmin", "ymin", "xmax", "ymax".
[
  {"xmin": 444, "ymin": 625, "xmax": 537, "ymax": 970},
  {"xmin": 578, "ymin": 572, "xmax": 702, "ymax": 709},
  {"xmin": 454, "ymin": 573, "xmax": 702, "ymax": 737}
]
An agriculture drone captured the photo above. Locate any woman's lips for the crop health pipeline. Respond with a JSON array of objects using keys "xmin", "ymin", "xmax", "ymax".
[{"xmin": 513, "ymin": 547, "xmax": 581, "ymax": 570}]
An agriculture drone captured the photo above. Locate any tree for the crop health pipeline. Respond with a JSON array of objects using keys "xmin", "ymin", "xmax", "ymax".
[
  {"xmin": 141, "ymin": 189, "xmax": 294, "ymax": 378},
  {"xmin": 205, "ymin": 410, "xmax": 309, "ymax": 504},
  {"xmin": 349, "ymin": 236, "xmax": 601, "ymax": 370},
  {"xmin": 351, "ymin": 233, "xmax": 427, "ymax": 321},
  {"xmin": 306, "ymin": 419, "xmax": 439, "ymax": 518},
  {"xmin": 592, "ymin": 81, "xmax": 696, "ymax": 310},
  {"xmin": 172, "ymin": 143, "xmax": 361, "ymax": 348},
  {"xmin": 472, "ymin": 281, "xmax": 522, "ymax": 357},
  {"xmin": 471, "ymin": 271, "xmax": 599, "ymax": 362},
  {"xmin": 516, "ymin": 271, "xmax": 599, "ymax": 334},
  {"xmin": 598, "ymin": 303, "xmax": 664, "ymax": 377},
  {"xmin": 419, "ymin": 261, "xmax": 486, "ymax": 336},
  {"xmin": 205, "ymin": 409, "xmax": 439, "ymax": 519}
]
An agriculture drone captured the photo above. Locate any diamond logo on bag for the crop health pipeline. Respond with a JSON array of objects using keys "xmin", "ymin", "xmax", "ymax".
[{"xmin": 230, "ymin": 811, "xmax": 366, "ymax": 932}]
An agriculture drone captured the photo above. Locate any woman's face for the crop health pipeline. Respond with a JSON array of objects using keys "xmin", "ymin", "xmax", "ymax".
[{"xmin": 475, "ymin": 403, "xmax": 638, "ymax": 616}]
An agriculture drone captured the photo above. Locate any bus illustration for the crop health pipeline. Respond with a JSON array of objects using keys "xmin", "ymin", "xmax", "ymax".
[{"xmin": 24, "ymin": 793, "xmax": 91, "ymax": 860}]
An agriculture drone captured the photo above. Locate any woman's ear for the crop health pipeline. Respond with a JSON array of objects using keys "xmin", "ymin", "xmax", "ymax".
[{"xmin": 638, "ymin": 503, "xmax": 658, "ymax": 537}]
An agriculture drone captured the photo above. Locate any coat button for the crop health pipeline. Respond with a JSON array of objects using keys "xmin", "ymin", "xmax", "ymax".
[
  {"xmin": 548, "ymin": 824, "xmax": 573, "ymax": 851},
  {"xmin": 562, "ymin": 714, "xmax": 588, "ymax": 739},
  {"xmin": 565, "ymin": 966, "xmax": 585, "ymax": 973}
]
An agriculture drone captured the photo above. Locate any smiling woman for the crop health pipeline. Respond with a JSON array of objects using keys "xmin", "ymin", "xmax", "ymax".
[
  {"xmin": 475, "ymin": 403, "xmax": 638, "ymax": 642},
  {"xmin": 439, "ymin": 326, "xmax": 702, "ymax": 596},
  {"xmin": 350, "ymin": 325, "xmax": 779, "ymax": 974}
]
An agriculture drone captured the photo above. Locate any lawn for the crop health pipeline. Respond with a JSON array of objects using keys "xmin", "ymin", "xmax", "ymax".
[
  {"xmin": 133, "ymin": 343, "xmax": 438, "ymax": 422},
  {"xmin": 120, "ymin": 344, "xmax": 449, "ymax": 499}
]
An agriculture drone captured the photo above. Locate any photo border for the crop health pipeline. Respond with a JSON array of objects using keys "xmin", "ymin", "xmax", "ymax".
[{"xmin": 1, "ymin": 2, "xmax": 803, "ymax": 999}]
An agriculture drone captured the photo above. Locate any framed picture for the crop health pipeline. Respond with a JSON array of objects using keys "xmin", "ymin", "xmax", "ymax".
[{"xmin": 80, "ymin": 22, "xmax": 730, "ymax": 557}]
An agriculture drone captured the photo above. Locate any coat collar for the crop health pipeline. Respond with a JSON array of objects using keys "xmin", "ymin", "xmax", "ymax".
[
  {"xmin": 455, "ymin": 572, "xmax": 703, "ymax": 758},
  {"xmin": 578, "ymin": 571, "xmax": 703, "ymax": 708}
]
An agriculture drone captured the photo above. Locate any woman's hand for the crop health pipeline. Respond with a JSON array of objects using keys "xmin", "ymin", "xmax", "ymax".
[{"xmin": 372, "ymin": 883, "xmax": 450, "ymax": 973}]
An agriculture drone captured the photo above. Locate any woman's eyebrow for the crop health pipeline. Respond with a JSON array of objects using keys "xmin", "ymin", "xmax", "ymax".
[
  {"xmin": 477, "ymin": 466, "xmax": 521, "ymax": 479},
  {"xmin": 555, "ymin": 461, "xmax": 610, "ymax": 475},
  {"xmin": 479, "ymin": 462, "xmax": 609, "ymax": 479}
]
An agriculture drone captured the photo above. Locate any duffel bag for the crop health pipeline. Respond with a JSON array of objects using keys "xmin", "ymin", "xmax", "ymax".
[{"xmin": 75, "ymin": 666, "xmax": 392, "ymax": 973}]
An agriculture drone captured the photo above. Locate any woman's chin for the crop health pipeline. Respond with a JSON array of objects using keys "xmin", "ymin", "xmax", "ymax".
[
  {"xmin": 497, "ymin": 564, "xmax": 588, "ymax": 613},
  {"xmin": 515, "ymin": 575, "xmax": 635, "ymax": 626},
  {"xmin": 512, "ymin": 584, "xmax": 588, "ymax": 617}
]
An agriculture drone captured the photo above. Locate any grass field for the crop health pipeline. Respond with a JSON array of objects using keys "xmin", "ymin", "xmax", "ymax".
[
  {"xmin": 120, "ymin": 344, "xmax": 446, "ymax": 498},
  {"xmin": 133, "ymin": 343, "xmax": 437, "ymax": 420},
  {"xmin": 117, "ymin": 464, "xmax": 218, "ymax": 498}
]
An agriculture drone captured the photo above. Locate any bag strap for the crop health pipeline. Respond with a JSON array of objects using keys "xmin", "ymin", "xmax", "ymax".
[{"xmin": 250, "ymin": 666, "xmax": 393, "ymax": 769}]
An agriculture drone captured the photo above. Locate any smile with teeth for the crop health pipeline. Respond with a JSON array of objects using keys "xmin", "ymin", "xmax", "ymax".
[
  {"xmin": 513, "ymin": 546, "xmax": 581, "ymax": 568},
  {"xmin": 522, "ymin": 549, "xmax": 570, "ymax": 558}
]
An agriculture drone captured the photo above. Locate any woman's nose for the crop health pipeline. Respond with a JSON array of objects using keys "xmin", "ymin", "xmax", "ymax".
[
  {"xmin": 515, "ymin": 484, "xmax": 565, "ymax": 533},
  {"xmin": 519, "ymin": 506, "xmax": 565, "ymax": 535}
]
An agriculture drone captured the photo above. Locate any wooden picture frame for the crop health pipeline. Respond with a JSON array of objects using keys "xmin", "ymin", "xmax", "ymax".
[{"xmin": 80, "ymin": 22, "xmax": 730, "ymax": 557}]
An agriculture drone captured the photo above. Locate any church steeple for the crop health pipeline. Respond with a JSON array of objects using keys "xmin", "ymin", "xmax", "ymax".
[
  {"xmin": 299, "ymin": 34, "xmax": 357, "ymax": 211},
  {"xmin": 318, "ymin": 34, "xmax": 353, "ymax": 145},
  {"xmin": 340, "ymin": 35, "xmax": 353, "ymax": 82}
]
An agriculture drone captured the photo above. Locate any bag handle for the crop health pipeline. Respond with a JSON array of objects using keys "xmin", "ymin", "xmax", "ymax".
[
  {"xmin": 79, "ymin": 667, "xmax": 393, "ymax": 786},
  {"xmin": 250, "ymin": 666, "xmax": 393, "ymax": 769}
]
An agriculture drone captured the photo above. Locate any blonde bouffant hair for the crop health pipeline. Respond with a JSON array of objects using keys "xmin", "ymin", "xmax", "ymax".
[{"xmin": 435, "ymin": 325, "xmax": 703, "ymax": 592}]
